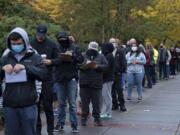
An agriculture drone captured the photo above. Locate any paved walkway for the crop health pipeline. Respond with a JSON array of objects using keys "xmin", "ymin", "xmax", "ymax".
[{"xmin": 1, "ymin": 75, "xmax": 180, "ymax": 135}]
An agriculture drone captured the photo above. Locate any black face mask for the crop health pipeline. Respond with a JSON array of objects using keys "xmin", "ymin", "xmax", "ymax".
[
  {"xmin": 59, "ymin": 40, "xmax": 70, "ymax": 48},
  {"xmin": 86, "ymin": 49, "xmax": 98, "ymax": 60}
]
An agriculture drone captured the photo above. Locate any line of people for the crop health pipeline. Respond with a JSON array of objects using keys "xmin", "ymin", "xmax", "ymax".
[{"xmin": 0, "ymin": 25, "xmax": 179, "ymax": 135}]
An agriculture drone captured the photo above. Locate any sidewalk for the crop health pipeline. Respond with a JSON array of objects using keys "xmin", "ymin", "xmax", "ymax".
[{"xmin": 1, "ymin": 76, "xmax": 180, "ymax": 135}]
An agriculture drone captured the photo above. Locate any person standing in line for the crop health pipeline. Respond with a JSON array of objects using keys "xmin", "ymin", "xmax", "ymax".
[
  {"xmin": 170, "ymin": 47, "xmax": 178, "ymax": 78},
  {"xmin": 166, "ymin": 47, "xmax": 172, "ymax": 80},
  {"xmin": 31, "ymin": 25, "xmax": 59, "ymax": 135},
  {"xmin": 158, "ymin": 43, "xmax": 168, "ymax": 80},
  {"xmin": 110, "ymin": 38, "xmax": 127, "ymax": 111},
  {"xmin": 54, "ymin": 32, "xmax": 84, "ymax": 133},
  {"xmin": 100, "ymin": 43, "xmax": 115, "ymax": 118},
  {"xmin": 126, "ymin": 43, "xmax": 146, "ymax": 100},
  {"xmin": 80, "ymin": 41, "xmax": 108, "ymax": 126},
  {"xmin": 0, "ymin": 27, "xmax": 48, "ymax": 135}
]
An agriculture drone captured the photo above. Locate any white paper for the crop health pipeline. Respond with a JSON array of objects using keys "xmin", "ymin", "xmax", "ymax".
[{"xmin": 5, "ymin": 70, "xmax": 27, "ymax": 83}]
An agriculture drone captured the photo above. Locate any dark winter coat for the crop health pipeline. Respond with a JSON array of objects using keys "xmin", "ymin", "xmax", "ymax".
[
  {"xmin": 0, "ymin": 27, "xmax": 48, "ymax": 108},
  {"xmin": 101, "ymin": 43, "xmax": 115, "ymax": 83},
  {"xmin": 80, "ymin": 50, "xmax": 108, "ymax": 89}
]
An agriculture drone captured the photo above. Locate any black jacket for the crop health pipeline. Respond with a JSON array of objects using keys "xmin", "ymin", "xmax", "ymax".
[
  {"xmin": 114, "ymin": 48, "xmax": 127, "ymax": 74},
  {"xmin": 80, "ymin": 50, "xmax": 108, "ymax": 89},
  {"xmin": 101, "ymin": 43, "xmax": 115, "ymax": 83},
  {"xmin": 55, "ymin": 44, "xmax": 84, "ymax": 82},
  {"xmin": 0, "ymin": 27, "xmax": 48, "ymax": 107},
  {"xmin": 31, "ymin": 38, "xmax": 59, "ymax": 79}
]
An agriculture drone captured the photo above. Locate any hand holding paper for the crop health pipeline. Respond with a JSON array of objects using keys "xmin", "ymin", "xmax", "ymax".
[
  {"xmin": 59, "ymin": 51, "xmax": 73, "ymax": 62},
  {"xmin": 82, "ymin": 60, "xmax": 97, "ymax": 69},
  {"xmin": 13, "ymin": 64, "xmax": 25, "ymax": 73},
  {"xmin": 43, "ymin": 59, "xmax": 52, "ymax": 65},
  {"xmin": 2, "ymin": 64, "xmax": 13, "ymax": 74}
]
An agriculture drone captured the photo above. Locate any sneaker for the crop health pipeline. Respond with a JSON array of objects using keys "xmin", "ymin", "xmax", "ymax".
[
  {"xmin": 54, "ymin": 124, "xmax": 63, "ymax": 132},
  {"xmin": 71, "ymin": 127, "xmax": 79, "ymax": 133},
  {"xmin": 138, "ymin": 96, "xmax": 142, "ymax": 100},
  {"xmin": 100, "ymin": 114, "xmax": 107, "ymax": 118},
  {"xmin": 94, "ymin": 119, "xmax": 103, "ymax": 126},
  {"xmin": 120, "ymin": 105, "xmax": 127, "ymax": 112},
  {"xmin": 106, "ymin": 114, "xmax": 112, "ymax": 119}
]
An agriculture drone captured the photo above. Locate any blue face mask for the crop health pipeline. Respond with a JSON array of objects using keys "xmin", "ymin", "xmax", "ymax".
[{"xmin": 11, "ymin": 44, "xmax": 25, "ymax": 53}]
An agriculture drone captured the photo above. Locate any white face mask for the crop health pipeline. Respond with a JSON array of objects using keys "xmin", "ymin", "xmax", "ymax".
[{"xmin": 132, "ymin": 46, "xmax": 138, "ymax": 52}]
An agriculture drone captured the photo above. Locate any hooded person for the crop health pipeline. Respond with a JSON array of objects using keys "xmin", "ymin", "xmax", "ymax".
[
  {"xmin": 100, "ymin": 43, "xmax": 115, "ymax": 118},
  {"xmin": 0, "ymin": 27, "xmax": 48, "ymax": 135},
  {"xmin": 54, "ymin": 31, "xmax": 84, "ymax": 133},
  {"xmin": 79, "ymin": 41, "xmax": 108, "ymax": 126}
]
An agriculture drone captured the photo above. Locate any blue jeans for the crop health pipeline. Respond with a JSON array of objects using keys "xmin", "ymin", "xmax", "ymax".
[
  {"xmin": 4, "ymin": 105, "xmax": 37, "ymax": 135},
  {"xmin": 56, "ymin": 79, "xmax": 78, "ymax": 128},
  {"xmin": 127, "ymin": 73, "xmax": 144, "ymax": 98}
]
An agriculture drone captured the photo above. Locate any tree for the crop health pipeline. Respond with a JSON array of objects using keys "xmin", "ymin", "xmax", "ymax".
[{"xmin": 131, "ymin": 0, "xmax": 180, "ymax": 45}]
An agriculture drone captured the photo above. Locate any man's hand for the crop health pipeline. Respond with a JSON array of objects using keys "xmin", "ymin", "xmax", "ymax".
[
  {"xmin": 2, "ymin": 64, "xmax": 13, "ymax": 74},
  {"xmin": 65, "ymin": 51, "xmax": 72, "ymax": 56},
  {"xmin": 43, "ymin": 59, "xmax": 52, "ymax": 65},
  {"xmin": 13, "ymin": 64, "xmax": 25, "ymax": 73}
]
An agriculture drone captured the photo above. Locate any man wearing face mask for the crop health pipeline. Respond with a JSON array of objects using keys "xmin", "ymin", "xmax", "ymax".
[
  {"xmin": 31, "ymin": 25, "xmax": 59, "ymax": 135},
  {"xmin": 0, "ymin": 27, "xmax": 48, "ymax": 135},
  {"xmin": 109, "ymin": 38, "xmax": 127, "ymax": 112},
  {"xmin": 54, "ymin": 32, "xmax": 84, "ymax": 133},
  {"xmin": 80, "ymin": 41, "xmax": 108, "ymax": 126}
]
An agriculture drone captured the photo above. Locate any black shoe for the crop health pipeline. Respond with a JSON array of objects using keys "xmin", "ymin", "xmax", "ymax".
[
  {"xmin": 112, "ymin": 106, "xmax": 118, "ymax": 110},
  {"xmin": 54, "ymin": 124, "xmax": 63, "ymax": 132},
  {"xmin": 120, "ymin": 105, "xmax": 127, "ymax": 112},
  {"xmin": 138, "ymin": 96, "xmax": 142, "ymax": 100},
  {"xmin": 71, "ymin": 127, "xmax": 79, "ymax": 133},
  {"xmin": 94, "ymin": 119, "xmax": 103, "ymax": 126},
  {"xmin": 81, "ymin": 118, "xmax": 87, "ymax": 126}
]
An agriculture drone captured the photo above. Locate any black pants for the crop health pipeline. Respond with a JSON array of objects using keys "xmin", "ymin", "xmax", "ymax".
[
  {"xmin": 37, "ymin": 81, "xmax": 54, "ymax": 135},
  {"xmin": 111, "ymin": 73, "xmax": 125, "ymax": 108},
  {"xmin": 159, "ymin": 62, "xmax": 167, "ymax": 79},
  {"xmin": 80, "ymin": 87, "xmax": 101, "ymax": 119},
  {"xmin": 144, "ymin": 65, "xmax": 153, "ymax": 88},
  {"xmin": 151, "ymin": 64, "xmax": 157, "ymax": 84},
  {"xmin": 170, "ymin": 64, "xmax": 176, "ymax": 75}
]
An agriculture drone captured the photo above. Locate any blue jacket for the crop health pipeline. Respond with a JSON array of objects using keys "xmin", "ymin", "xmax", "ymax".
[{"xmin": 126, "ymin": 52, "xmax": 146, "ymax": 73}]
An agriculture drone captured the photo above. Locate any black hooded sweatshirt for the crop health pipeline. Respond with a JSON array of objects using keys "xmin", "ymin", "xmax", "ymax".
[{"xmin": 101, "ymin": 43, "xmax": 115, "ymax": 83}]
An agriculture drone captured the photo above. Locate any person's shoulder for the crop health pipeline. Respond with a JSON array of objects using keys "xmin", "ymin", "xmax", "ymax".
[
  {"xmin": 139, "ymin": 52, "xmax": 145, "ymax": 56},
  {"xmin": 117, "ymin": 48, "xmax": 123, "ymax": 52},
  {"xmin": 98, "ymin": 53, "xmax": 106, "ymax": 59},
  {"xmin": 46, "ymin": 38, "xmax": 56, "ymax": 46}
]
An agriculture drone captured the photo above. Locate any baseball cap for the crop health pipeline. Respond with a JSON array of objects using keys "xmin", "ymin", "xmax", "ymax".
[
  {"xmin": 36, "ymin": 25, "xmax": 47, "ymax": 38},
  {"xmin": 88, "ymin": 41, "xmax": 99, "ymax": 51}
]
